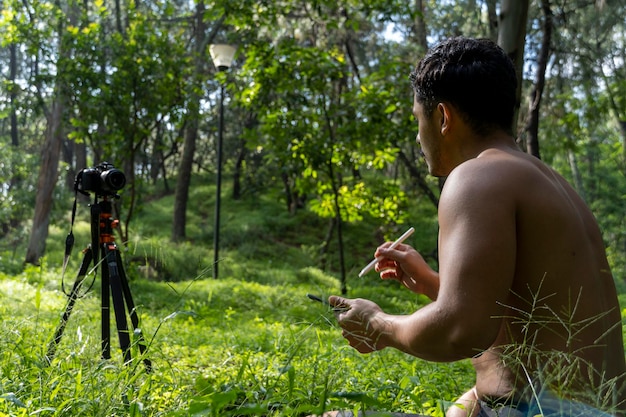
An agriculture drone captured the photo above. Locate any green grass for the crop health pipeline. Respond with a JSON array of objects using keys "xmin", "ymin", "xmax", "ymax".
[
  {"xmin": 0, "ymin": 270, "xmax": 472, "ymax": 416},
  {"xmin": 1, "ymin": 175, "xmax": 622, "ymax": 416}
]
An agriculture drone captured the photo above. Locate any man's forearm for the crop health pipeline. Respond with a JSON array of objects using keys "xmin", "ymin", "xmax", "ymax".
[{"xmin": 376, "ymin": 305, "xmax": 476, "ymax": 362}]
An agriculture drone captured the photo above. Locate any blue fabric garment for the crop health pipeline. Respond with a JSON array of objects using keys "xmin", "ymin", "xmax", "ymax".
[
  {"xmin": 476, "ymin": 390, "xmax": 616, "ymax": 417},
  {"xmin": 526, "ymin": 391, "xmax": 616, "ymax": 417}
]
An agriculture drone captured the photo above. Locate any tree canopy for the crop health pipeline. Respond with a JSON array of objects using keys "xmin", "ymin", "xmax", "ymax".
[{"xmin": 1, "ymin": 0, "xmax": 625, "ymax": 282}]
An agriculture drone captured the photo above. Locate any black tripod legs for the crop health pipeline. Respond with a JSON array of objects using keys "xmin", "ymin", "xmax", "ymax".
[
  {"xmin": 102, "ymin": 243, "xmax": 152, "ymax": 371},
  {"xmin": 46, "ymin": 244, "xmax": 151, "ymax": 372}
]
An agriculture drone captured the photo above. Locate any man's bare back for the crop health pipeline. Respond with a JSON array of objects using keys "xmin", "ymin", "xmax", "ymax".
[{"xmin": 457, "ymin": 148, "xmax": 626, "ymax": 412}]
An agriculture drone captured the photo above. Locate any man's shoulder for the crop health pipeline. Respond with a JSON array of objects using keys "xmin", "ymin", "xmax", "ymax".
[
  {"xmin": 455, "ymin": 148, "xmax": 535, "ymax": 175},
  {"xmin": 446, "ymin": 152, "xmax": 530, "ymax": 191},
  {"xmin": 440, "ymin": 150, "xmax": 545, "ymax": 215}
]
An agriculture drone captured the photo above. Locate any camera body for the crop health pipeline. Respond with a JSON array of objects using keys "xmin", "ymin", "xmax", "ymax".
[{"xmin": 76, "ymin": 162, "xmax": 126, "ymax": 196}]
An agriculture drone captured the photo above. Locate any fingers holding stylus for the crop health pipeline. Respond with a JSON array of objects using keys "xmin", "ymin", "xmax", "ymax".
[{"xmin": 358, "ymin": 227, "xmax": 415, "ymax": 277}]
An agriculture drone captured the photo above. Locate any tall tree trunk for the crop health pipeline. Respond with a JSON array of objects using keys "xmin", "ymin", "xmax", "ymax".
[
  {"xmin": 172, "ymin": 1, "xmax": 206, "ymax": 242},
  {"xmin": 325, "ymin": 141, "xmax": 347, "ymax": 294},
  {"xmin": 233, "ymin": 113, "xmax": 255, "ymax": 200},
  {"xmin": 172, "ymin": 117, "xmax": 198, "ymax": 241},
  {"xmin": 599, "ymin": 68, "xmax": 626, "ymax": 162},
  {"xmin": 395, "ymin": 145, "xmax": 439, "ymax": 208},
  {"xmin": 567, "ymin": 149, "xmax": 587, "ymax": 202},
  {"xmin": 25, "ymin": 1, "xmax": 76, "ymax": 265},
  {"xmin": 10, "ymin": 43, "xmax": 18, "ymax": 147},
  {"xmin": 25, "ymin": 99, "xmax": 65, "ymax": 265},
  {"xmin": 407, "ymin": 1, "xmax": 441, "ymax": 204},
  {"xmin": 68, "ymin": 0, "xmax": 88, "ymax": 202},
  {"xmin": 585, "ymin": 141, "xmax": 598, "ymax": 203},
  {"xmin": 62, "ymin": 139, "xmax": 75, "ymax": 190},
  {"xmin": 4, "ymin": 42, "xmax": 22, "ymax": 235},
  {"xmin": 171, "ymin": 6, "xmax": 222, "ymax": 241},
  {"xmin": 280, "ymin": 171, "xmax": 294, "ymax": 213},
  {"xmin": 621, "ymin": 121, "xmax": 626, "ymax": 161},
  {"xmin": 497, "ymin": 0, "xmax": 530, "ymax": 138},
  {"xmin": 321, "ymin": 86, "xmax": 347, "ymax": 294},
  {"xmin": 150, "ymin": 125, "xmax": 164, "ymax": 184},
  {"xmin": 319, "ymin": 217, "xmax": 336, "ymax": 270},
  {"xmin": 524, "ymin": 0, "xmax": 553, "ymax": 159},
  {"xmin": 232, "ymin": 140, "xmax": 245, "ymax": 200},
  {"xmin": 485, "ymin": 0, "xmax": 498, "ymax": 41},
  {"xmin": 412, "ymin": 0, "xmax": 428, "ymax": 54},
  {"xmin": 334, "ymin": 193, "xmax": 347, "ymax": 296}
]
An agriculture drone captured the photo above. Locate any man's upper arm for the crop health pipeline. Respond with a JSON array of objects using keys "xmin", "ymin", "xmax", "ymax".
[{"xmin": 436, "ymin": 161, "xmax": 517, "ymax": 352}]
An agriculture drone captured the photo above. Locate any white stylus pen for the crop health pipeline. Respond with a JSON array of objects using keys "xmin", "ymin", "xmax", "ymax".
[{"xmin": 358, "ymin": 227, "xmax": 415, "ymax": 277}]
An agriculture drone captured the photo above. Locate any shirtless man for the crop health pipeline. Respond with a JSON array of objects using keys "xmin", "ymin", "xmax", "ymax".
[{"xmin": 326, "ymin": 37, "xmax": 626, "ymax": 417}]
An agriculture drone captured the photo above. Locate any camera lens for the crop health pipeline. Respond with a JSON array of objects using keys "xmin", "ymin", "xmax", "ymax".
[{"xmin": 101, "ymin": 169, "xmax": 126, "ymax": 191}]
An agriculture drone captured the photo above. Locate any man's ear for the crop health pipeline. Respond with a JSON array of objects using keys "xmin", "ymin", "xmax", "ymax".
[{"xmin": 437, "ymin": 102, "xmax": 453, "ymax": 135}]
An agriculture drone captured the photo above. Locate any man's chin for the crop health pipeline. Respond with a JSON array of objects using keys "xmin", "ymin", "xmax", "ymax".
[{"xmin": 429, "ymin": 167, "xmax": 449, "ymax": 178}]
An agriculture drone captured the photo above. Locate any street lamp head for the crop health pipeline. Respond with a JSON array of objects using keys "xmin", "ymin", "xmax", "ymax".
[{"xmin": 209, "ymin": 44, "xmax": 237, "ymax": 71}]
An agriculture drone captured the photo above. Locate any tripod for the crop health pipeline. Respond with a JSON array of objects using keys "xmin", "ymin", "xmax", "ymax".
[{"xmin": 46, "ymin": 194, "xmax": 151, "ymax": 371}]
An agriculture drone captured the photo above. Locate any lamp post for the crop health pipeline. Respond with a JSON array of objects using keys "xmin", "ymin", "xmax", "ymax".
[{"xmin": 209, "ymin": 44, "xmax": 237, "ymax": 279}]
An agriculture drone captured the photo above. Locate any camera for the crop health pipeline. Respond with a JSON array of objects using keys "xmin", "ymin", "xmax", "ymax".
[{"xmin": 76, "ymin": 162, "xmax": 126, "ymax": 196}]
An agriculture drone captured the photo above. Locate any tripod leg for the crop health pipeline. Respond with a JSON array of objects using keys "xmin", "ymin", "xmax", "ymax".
[
  {"xmin": 46, "ymin": 247, "xmax": 94, "ymax": 364},
  {"xmin": 101, "ymin": 245, "xmax": 112, "ymax": 360},
  {"xmin": 115, "ymin": 250, "xmax": 152, "ymax": 371},
  {"xmin": 103, "ymin": 243, "xmax": 132, "ymax": 364}
]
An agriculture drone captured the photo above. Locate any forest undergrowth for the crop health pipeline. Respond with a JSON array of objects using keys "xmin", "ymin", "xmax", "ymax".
[{"xmin": 0, "ymin": 178, "xmax": 624, "ymax": 416}]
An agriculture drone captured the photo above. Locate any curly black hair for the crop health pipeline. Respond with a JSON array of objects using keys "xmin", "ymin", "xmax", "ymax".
[{"xmin": 409, "ymin": 37, "xmax": 517, "ymax": 136}]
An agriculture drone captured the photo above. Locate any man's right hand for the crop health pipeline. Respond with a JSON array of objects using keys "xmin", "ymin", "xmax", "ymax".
[{"xmin": 374, "ymin": 243, "xmax": 440, "ymax": 300}]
